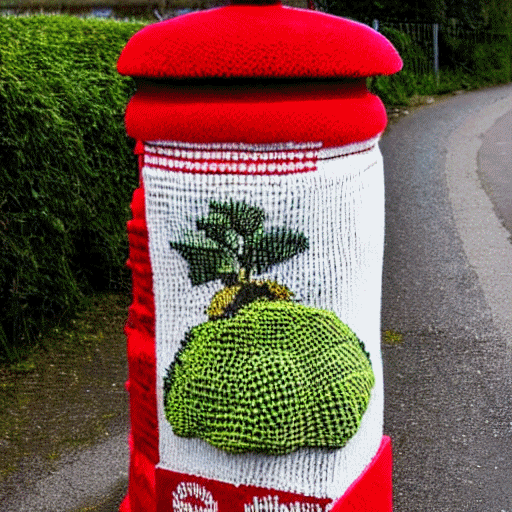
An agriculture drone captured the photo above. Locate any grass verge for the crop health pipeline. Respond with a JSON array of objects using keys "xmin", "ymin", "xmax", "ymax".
[{"xmin": 0, "ymin": 293, "xmax": 129, "ymax": 482}]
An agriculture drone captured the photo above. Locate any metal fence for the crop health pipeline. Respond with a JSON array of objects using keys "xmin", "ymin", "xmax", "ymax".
[
  {"xmin": 372, "ymin": 20, "xmax": 511, "ymax": 78},
  {"xmin": 372, "ymin": 20, "xmax": 439, "ymax": 76}
]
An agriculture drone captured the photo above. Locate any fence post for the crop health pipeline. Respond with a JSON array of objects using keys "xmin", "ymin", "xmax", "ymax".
[{"xmin": 433, "ymin": 23, "xmax": 439, "ymax": 81}]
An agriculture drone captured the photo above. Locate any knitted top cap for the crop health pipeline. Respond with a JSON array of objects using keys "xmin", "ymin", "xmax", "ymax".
[
  {"xmin": 117, "ymin": 2, "xmax": 402, "ymax": 79},
  {"xmin": 118, "ymin": 2, "xmax": 402, "ymax": 146}
]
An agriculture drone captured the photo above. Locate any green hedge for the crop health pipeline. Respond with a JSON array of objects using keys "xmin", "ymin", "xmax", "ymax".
[{"xmin": 0, "ymin": 15, "xmax": 146, "ymax": 361}]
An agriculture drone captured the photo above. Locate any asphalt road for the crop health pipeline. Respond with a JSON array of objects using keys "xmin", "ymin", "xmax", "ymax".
[
  {"xmin": 2, "ymin": 84, "xmax": 512, "ymax": 512},
  {"xmin": 381, "ymin": 84, "xmax": 512, "ymax": 511}
]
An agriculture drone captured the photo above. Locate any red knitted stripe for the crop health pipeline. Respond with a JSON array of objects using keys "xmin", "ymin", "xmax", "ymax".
[
  {"xmin": 127, "ymin": 260, "xmax": 153, "ymax": 281},
  {"xmin": 130, "ymin": 187, "xmax": 146, "ymax": 217},
  {"xmin": 129, "ymin": 403, "xmax": 159, "ymax": 457},
  {"xmin": 125, "ymin": 185, "xmax": 159, "ymax": 483},
  {"xmin": 128, "ymin": 236, "xmax": 149, "ymax": 253},
  {"xmin": 126, "ymin": 441, "xmax": 157, "ymax": 512},
  {"xmin": 126, "ymin": 269, "xmax": 154, "ymax": 325},
  {"xmin": 126, "ymin": 188, "xmax": 155, "ymax": 339},
  {"xmin": 126, "ymin": 309, "xmax": 154, "ymax": 338},
  {"xmin": 143, "ymin": 141, "xmax": 319, "ymax": 175},
  {"xmin": 131, "ymin": 287, "xmax": 153, "ymax": 311},
  {"xmin": 130, "ymin": 279, "xmax": 154, "ymax": 300},
  {"xmin": 125, "ymin": 330, "xmax": 158, "ymax": 452},
  {"xmin": 128, "ymin": 218, "xmax": 148, "ymax": 237},
  {"xmin": 128, "ymin": 228, "xmax": 149, "ymax": 248}
]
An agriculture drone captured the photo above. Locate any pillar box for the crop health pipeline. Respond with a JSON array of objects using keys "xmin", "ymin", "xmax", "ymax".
[{"xmin": 117, "ymin": 3, "xmax": 402, "ymax": 512}]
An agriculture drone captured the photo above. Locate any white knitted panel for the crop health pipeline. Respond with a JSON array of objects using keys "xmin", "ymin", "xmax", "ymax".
[{"xmin": 144, "ymin": 141, "xmax": 385, "ymax": 500}]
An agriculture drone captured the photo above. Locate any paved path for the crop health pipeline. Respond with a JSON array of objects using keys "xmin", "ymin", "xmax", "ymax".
[
  {"xmin": 2, "ymin": 84, "xmax": 512, "ymax": 512},
  {"xmin": 479, "ymin": 108, "xmax": 512, "ymax": 237},
  {"xmin": 381, "ymin": 84, "xmax": 512, "ymax": 512}
]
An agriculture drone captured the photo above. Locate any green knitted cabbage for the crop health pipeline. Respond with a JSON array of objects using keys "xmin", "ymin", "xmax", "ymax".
[{"xmin": 164, "ymin": 300, "xmax": 374, "ymax": 455}]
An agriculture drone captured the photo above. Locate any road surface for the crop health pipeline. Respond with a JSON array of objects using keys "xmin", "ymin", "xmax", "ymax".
[{"xmin": 381, "ymin": 84, "xmax": 512, "ymax": 511}]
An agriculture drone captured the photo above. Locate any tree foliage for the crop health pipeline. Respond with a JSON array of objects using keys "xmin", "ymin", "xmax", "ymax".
[{"xmin": 316, "ymin": 0, "xmax": 512, "ymax": 28}]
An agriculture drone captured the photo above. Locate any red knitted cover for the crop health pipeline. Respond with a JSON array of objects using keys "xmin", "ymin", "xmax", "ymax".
[
  {"xmin": 117, "ymin": 3, "xmax": 402, "ymax": 79},
  {"xmin": 331, "ymin": 436, "xmax": 393, "ymax": 512},
  {"xmin": 119, "ymin": 5, "xmax": 400, "ymax": 511},
  {"xmin": 124, "ymin": 81, "xmax": 387, "ymax": 147},
  {"xmin": 123, "ymin": 186, "xmax": 158, "ymax": 512}
]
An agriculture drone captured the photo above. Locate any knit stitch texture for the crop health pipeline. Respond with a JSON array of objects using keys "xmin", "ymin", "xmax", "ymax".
[
  {"xmin": 124, "ymin": 82, "xmax": 388, "ymax": 147},
  {"xmin": 164, "ymin": 300, "xmax": 374, "ymax": 454},
  {"xmin": 119, "ymin": 4, "xmax": 400, "ymax": 507},
  {"xmin": 117, "ymin": 3, "xmax": 402, "ymax": 79},
  {"xmin": 144, "ymin": 140, "xmax": 385, "ymax": 499}
]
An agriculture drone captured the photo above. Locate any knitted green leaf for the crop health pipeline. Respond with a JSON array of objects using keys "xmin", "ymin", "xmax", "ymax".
[
  {"xmin": 170, "ymin": 232, "xmax": 236, "ymax": 285},
  {"xmin": 170, "ymin": 200, "xmax": 308, "ymax": 285},
  {"xmin": 245, "ymin": 228, "xmax": 309, "ymax": 275},
  {"xmin": 209, "ymin": 200, "xmax": 265, "ymax": 238},
  {"xmin": 164, "ymin": 300, "xmax": 374, "ymax": 455},
  {"xmin": 196, "ymin": 212, "xmax": 239, "ymax": 252}
]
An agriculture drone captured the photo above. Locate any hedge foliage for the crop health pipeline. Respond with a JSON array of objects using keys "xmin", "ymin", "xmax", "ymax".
[{"xmin": 0, "ymin": 15, "xmax": 146, "ymax": 361}]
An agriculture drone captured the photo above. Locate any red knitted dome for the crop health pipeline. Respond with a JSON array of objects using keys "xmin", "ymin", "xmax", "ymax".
[{"xmin": 117, "ymin": 3, "xmax": 402, "ymax": 79}]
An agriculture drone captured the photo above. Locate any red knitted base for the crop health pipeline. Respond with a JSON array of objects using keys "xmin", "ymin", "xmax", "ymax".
[
  {"xmin": 155, "ymin": 471, "xmax": 332, "ymax": 512},
  {"xmin": 121, "ymin": 436, "xmax": 392, "ymax": 512},
  {"xmin": 330, "ymin": 435, "xmax": 393, "ymax": 512}
]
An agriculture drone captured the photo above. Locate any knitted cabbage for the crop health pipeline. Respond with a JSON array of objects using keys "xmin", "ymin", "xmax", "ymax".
[{"xmin": 164, "ymin": 299, "xmax": 374, "ymax": 455}]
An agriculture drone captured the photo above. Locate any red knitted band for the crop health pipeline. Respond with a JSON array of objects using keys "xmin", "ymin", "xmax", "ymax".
[
  {"xmin": 124, "ymin": 81, "xmax": 387, "ymax": 147},
  {"xmin": 153, "ymin": 436, "xmax": 392, "ymax": 512},
  {"xmin": 156, "ymin": 471, "xmax": 332, "ymax": 512}
]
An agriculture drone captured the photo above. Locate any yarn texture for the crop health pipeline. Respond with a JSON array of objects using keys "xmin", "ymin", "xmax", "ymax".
[
  {"xmin": 117, "ymin": 3, "xmax": 401, "ymax": 79},
  {"xmin": 164, "ymin": 300, "xmax": 374, "ymax": 455},
  {"xmin": 119, "ymin": 3, "xmax": 401, "ymax": 510},
  {"xmin": 162, "ymin": 197, "xmax": 374, "ymax": 455},
  {"xmin": 124, "ymin": 82, "xmax": 389, "ymax": 148},
  {"xmin": 145, "ymin": 141, "xmax": 386, "ymax": 499}
]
